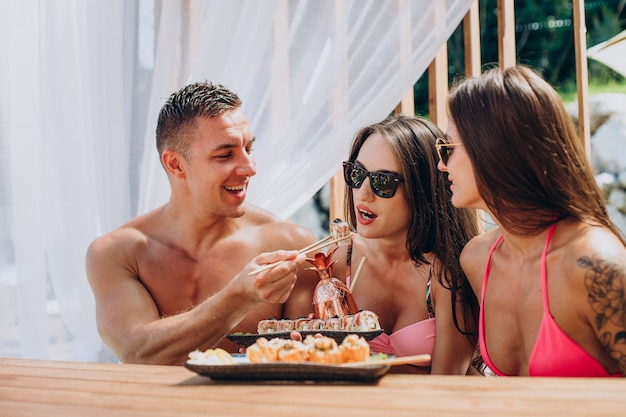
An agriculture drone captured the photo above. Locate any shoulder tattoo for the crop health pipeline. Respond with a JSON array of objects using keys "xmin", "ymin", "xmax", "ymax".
[{"xmin": 578, "ymin": 255, "xmax": 626, "ymax": 368}]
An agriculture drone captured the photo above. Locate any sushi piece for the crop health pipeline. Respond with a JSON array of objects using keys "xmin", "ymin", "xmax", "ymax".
[
  {"xmin": 305, "ymin": 335, "xmax": 342, "ymax": 364},
  {"xmin": 351, "ymin": 310, "xmax": 381, "ymax": 331},
  {"xmin": 257, "ymin": 319, "xmax": 279, "ymax": 334},
  {"xmin": 340, "ymin": 334, "xmax": 370, "ymax": 363}
]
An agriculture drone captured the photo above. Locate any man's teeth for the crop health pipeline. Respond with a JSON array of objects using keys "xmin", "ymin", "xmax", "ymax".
[
  {"xmin": 225, "ymin": 185, "xmax": 245, "ymax": 192},
  {"xmin": 359, "ymin": 209, "xmax": 375, "ymax": 219}
]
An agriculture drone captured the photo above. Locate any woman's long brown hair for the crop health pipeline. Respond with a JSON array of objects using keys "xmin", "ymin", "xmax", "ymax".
[
  {"xmin": 344, "ymin": 115, "xmax": 482, "ymax": 350},
  {"xmin": 448, "ymin": 65, "xmax": 625, "ymax": 245}
]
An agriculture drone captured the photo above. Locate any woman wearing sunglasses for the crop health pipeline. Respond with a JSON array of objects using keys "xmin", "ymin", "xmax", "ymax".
[
  {"xmin": 437, "ymin": 65, "xmax": 625, "ymax": 377},
  {"xmin": 330, "ymin": 115, "xmax": 481, "ymax": 374}
]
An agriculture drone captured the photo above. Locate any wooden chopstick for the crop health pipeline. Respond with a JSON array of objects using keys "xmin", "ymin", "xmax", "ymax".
[
  {"xmin": 298, "ymin": 234, "xmax": 350, "ymax": 256},
  {"xmin": 349, "ymin": 256, "xmax": 366, "ymax": 293},
  {"xmin": 247, "ymin": 234, "xmax": 349, "ymax": 276},
  {"xmin": 340, "ymin": 354, "xmax": 431, "ymax": 367},
  {"xmin": 297, "ymin": 235, "xmax": 332, "ymax": 256}
]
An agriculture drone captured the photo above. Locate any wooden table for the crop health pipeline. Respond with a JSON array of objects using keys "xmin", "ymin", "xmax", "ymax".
[{"xmin": 1, "ymin": 357, "xmax": 624, "ymax": 417}]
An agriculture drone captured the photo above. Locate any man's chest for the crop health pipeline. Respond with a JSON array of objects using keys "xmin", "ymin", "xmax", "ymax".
[{"xmin": 137, "ymin": 245, "xmax": 257, "ymax": 316}]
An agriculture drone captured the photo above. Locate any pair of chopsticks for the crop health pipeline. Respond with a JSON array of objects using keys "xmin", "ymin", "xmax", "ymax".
[
  {"xmin": 340, "ymin": 354, "xmax": 431, "ymax": 367},
  {"xmin": 248, "ymin": 234, "xmax": 350, "ymax": 276}
]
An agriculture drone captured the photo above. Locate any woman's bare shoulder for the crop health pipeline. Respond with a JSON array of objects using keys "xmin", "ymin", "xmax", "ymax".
[
  {"xmin": 462, "ymin": 227, "xmax": 501, "ymax": 259},
  {"xmin": 557, "ymin": 223, "xmax": 626, "ymax": 275},
  {"xmin": 460, "ymin": 227, "xmax": 501, "ymax": 285},
  {"xmin": 581, "ymin": 224, "xmax": 626, "ymax": 253}
]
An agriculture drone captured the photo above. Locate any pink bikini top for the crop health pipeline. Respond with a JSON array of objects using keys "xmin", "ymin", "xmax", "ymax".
[
  {"xmin": 368, "ymin": 319, "xmax": 435, "ymax": 366},
  {"xmin": 346, "ymin": 247, "xmax": 435, "ymax": 366},
  {"xmin": 480, "ymin": 223, "xmax": 621, "ymax": 377}
]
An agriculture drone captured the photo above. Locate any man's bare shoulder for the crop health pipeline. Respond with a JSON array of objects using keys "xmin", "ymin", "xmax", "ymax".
[
  {"xmin": 242, "ymin": 203, "xmax": 282, "ymax": 224},
  {"xmin": 85, "ymin": 209, "xmax": 163, "ymax": 280},
  {"xmin": 242, "ymin": 204, "xmax": 318, "ymax": 251},
  {"xmin": 87, "ymin": 224, "xmax": 147, "ymax": 257},
  {"xmin": 88, "ymin": 208, "xmax": 160, "ymax": 250}
]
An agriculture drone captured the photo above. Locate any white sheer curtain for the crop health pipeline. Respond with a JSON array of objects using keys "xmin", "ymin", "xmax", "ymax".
[{"xmin": 0, "ymin": 0, "xmax": 473, "ymax": 362}]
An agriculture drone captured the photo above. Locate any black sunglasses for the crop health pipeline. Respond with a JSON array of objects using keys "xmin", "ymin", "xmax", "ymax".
[
  {"xmin": 435, "ymin": 137, "xmax": 463, "ymax": 165},
  {"xmin": 342, "ymin": 161, "xmax": 404, "ymax": 198}
]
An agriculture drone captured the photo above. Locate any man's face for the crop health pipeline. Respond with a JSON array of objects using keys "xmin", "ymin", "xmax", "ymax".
[{"xmin": 184, "ymin": 109, "xmax": 256, "ymax": 219}]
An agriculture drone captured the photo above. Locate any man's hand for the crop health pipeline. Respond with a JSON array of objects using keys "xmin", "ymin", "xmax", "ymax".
[{"xmin": 233, "ymin": 250, "xmax": 307, "ymax": 304}]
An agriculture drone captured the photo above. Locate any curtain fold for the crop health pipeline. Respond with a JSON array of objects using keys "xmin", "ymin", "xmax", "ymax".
[{"xmin": 0, "ymin": 0, "xmax": 473, "ymax": 362}]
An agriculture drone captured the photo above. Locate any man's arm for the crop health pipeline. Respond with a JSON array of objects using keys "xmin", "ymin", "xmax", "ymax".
[{"xmin": 86, "ymin": 228, "xmax": 306, "ymax": 365}]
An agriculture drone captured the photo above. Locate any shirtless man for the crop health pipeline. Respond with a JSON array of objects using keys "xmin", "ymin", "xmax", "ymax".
[{"xmin": 86, "ymin": 82, "xmax": 319, "ymax": 365}]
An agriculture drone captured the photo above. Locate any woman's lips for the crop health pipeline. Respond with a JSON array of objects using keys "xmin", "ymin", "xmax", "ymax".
[{"xmin": 356, "ymin": 205, "xmax": 377, "ymax": 225}]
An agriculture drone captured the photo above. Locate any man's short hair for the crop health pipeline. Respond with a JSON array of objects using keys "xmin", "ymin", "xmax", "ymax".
[{"xmin": 156, "ymin": 82, "xmax": 242, "ymax": 160}]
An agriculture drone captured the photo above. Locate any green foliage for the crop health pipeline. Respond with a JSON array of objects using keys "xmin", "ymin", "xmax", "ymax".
[
  {"xmin": 413, "ymin": 0, "xmax": 626, "ymax": 116},
  {"xmin": 559, "ymin": 76, "xmax": 626, "ymax": 104}
]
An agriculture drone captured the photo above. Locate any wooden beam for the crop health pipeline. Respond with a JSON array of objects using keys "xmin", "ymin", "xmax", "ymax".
[
  {"xmin": 428, "ymin": 0, "xmax": 449, "ymax": 129},
  {"xmin": 464, "ymin": 0, "xmax": 481, "ymax": 77},
  {"xmin": 394, "ymin": 89, "xmax": 415, "ymax": 116},
  {"xmin": 497, "ymin": 0, "xmax": 516, "ymax": 68},
  {"xmin": 429, "ymin": 44, "xmax": 449, "ymax": 129},
  {"xmin": 329, "ymin": 170, "xmax": 345, "ymax": 224},
  {"xmin": 573, "ymin": 0, "xmax": 591, "ymax": 157}
]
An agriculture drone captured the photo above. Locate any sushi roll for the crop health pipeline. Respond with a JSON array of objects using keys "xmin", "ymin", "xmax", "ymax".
[
  {"xmin": 294, "ymin": 317, "xmax": 311, "ymax": 331},
  {"xmin": 277, "ymin": 340, "xmax": 310, "ymax": 362},
  {"xmin": 340, "ymin": 314, "xmax": 354, "ymax": 331},
  {"xmin": 277, "ymin": 319, "xmax": 294, "ymax": 332},
  {"xmin": 340, "ymin": 334, "xmax": 370, "ymax": 363},
  {"xmin": 351, "ymin": 310, "xmax": 381, "ymax": 331},
  {"xmin": 308, "ymin": 318, "xmax": 325, "ymax": 331},
  {"xmin": 305, "ymin": 335, "xmax": 342, "ymax": 364},
  {"xmin": 323, "ymin": 316, "xmax": 341, "ymax": 331},
  {"xmin": 257, "ymin": 319, "xmax": 279, "ymax": 334}
]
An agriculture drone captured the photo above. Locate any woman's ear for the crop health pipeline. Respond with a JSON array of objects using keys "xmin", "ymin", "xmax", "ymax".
[{"xmin": 162, "ymin": 150, "xmax": 186, "ymax": 179}]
